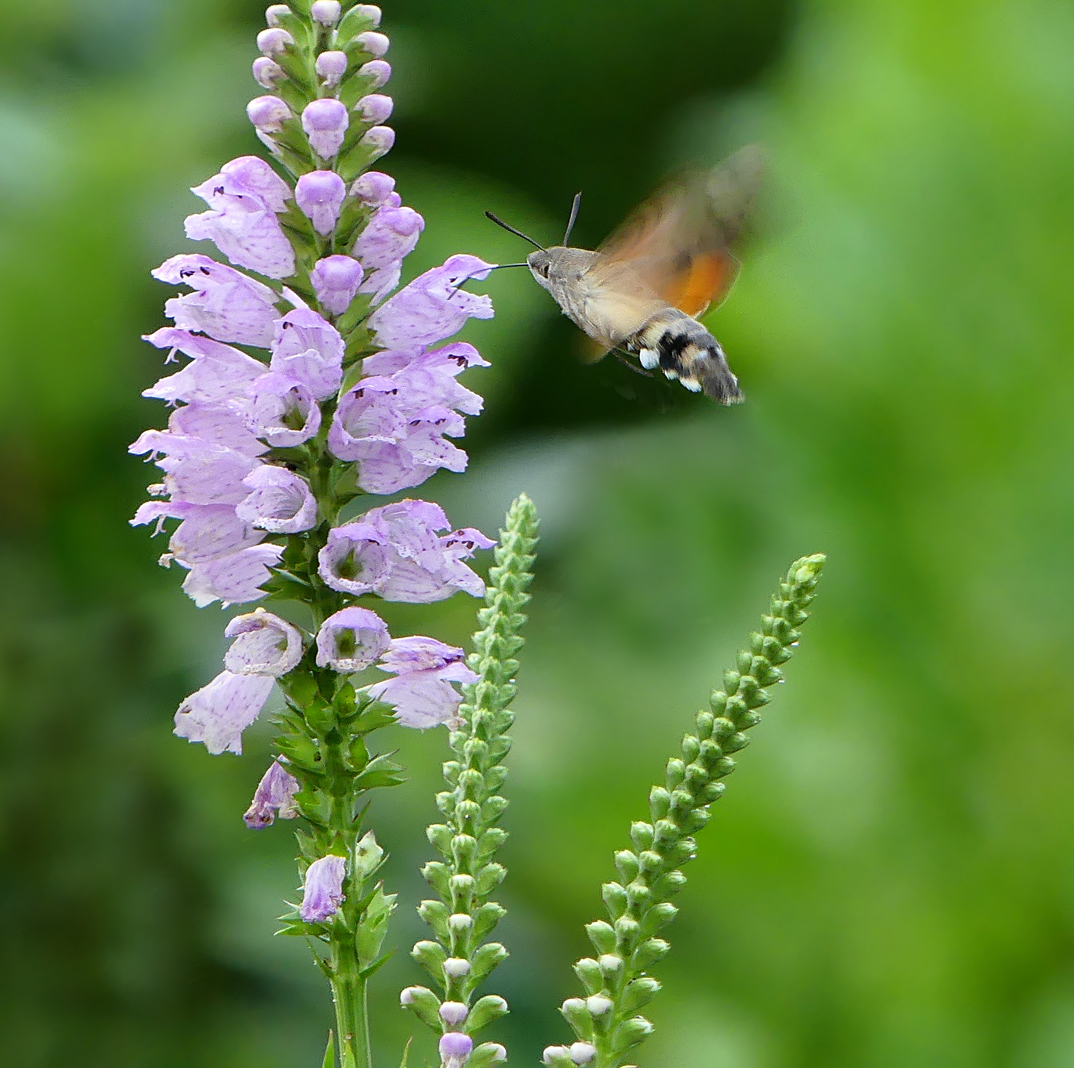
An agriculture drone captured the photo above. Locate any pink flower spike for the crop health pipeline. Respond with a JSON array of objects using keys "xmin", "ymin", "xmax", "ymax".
[
  {"xmin": 295, "ymin": 170, "xmax": 347, "ymax": 236},
  {"xmin": 302, "ymin": 98, "xmax": 349, "ymax": 159},
  {"xmin": 316, "ymin": 607, "xmax": 391, "ymax": 673},
  {"xmin": 174, "ymin": 670, "xmax": 276, "ymax": 755},
  {"xmin": 316, "ymin": 50, "xmax": 348, "ymax": 87},
  {"xmin": 224, "ymin": 608, "xmax": 304, "ymax": 676},
  {"xmin": 300, "ymin": 855, "xmax": 347, "ymax": 922},
  {"xmin": 356, "ymin": 93, "xmax": 393, "ymax": 124},
  {"xmin": 244, "ymin": 759, "xmax": 300, "ymax": 828},
  {"xmin": 311, "ymin": 255, "xmax": 364, "ymax": 316}
]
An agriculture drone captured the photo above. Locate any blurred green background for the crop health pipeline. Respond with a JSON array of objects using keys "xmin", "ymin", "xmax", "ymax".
[{"xmin": 2, "ymin": 0, "xmax": 1074, "ymax": 1065}]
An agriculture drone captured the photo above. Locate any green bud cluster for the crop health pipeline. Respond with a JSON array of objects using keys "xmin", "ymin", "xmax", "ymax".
[
  {"xmin": 556, "ymin": 555, "xmax": 826, "ymax": 1068},
  {"xmin": 404, "ymin": 496, "xmax": 539, "ymax": 1054}
]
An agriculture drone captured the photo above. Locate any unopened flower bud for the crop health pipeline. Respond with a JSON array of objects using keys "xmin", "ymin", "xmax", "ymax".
[
  {"xmin": 311, "ymin": 0, "xmax": 342, "ymax": 24},
  {"xmin": 257, "ymin": 27, "xmax": 293, "ymax": 56},
  {"xmin": 443, "ymin": 957, "xmax": 471, "ymax": 978},
  {"xmin": 265, "ymin": 5, "xmax": 290, "ymax": 26},
  {"xmin": 355, "ymin": 4, "xmax": 382, "ymax": 26},
  {"xmin": 247, "ymin": 95, "xmax": 292, "ymax": 134},
  {"xmin": 359, "ymin": 124, "xmax": 395, "ymax": 163},
  {"xmin": 354, "ymin": 829, "xmax": 384, "ymax": 877},
  {"xmin": 356, "ymin": 30, "xmax": 390, "ymax": 57},
  {"xmin": 542, "ymin": 1046, "xmax": 574, "ymax": 1068},
  {"xmin": 357, "ymin": 58, "xmax": 391, "ymax": 88},
  {"xmin": 316, "ymin": 50, "xmax": 348, "ymax": 87},
  {"xmin": 448, "ymin": 912, "xmax": 472, "ymax": 931},
  {"xmin": 569, "ymin": 1043, "xmax": 597, "ymax": 1066},
  {"xmin": 439, "ymin": 1001, "xmax": 469, "ymax": 1026},
  {"xmin": 585, "ymin": 994, "xmax": 613, "ymax": 1016},
  {"xmin": 311, "ymin": 255, "xmax": 364, "ymax": 316},
  {"xmin": 350, "ymin": 170, "xmax": 396, "ymax": 206},
  {"xmin": 296, "ymin": 170, "xmax": 347, "ymax": 235},
  {"xmin": 302, "ymin": 97, "xmax": 349, "ymax": 159},
  {"xmin": 252, "ymin": 56, "xmax": 286, "ymax": 88},
  {"xmin": 356, "ymin": 93, "xmax": 393, "ymax": 124},
  {"xmin": 399, "ymin": 985, "xmax": 427, "ymax": 1006},
  {"xmin": 598, "ymin": 953, "xmax": 623, "ymax": 975},
  {"xmin": 440, "ymin": 1032, "xmax": 474, "ymax": 1068},
  {"xmin": 475, "ymin": 1044, "xmax": 507, "ymax": 1065}
]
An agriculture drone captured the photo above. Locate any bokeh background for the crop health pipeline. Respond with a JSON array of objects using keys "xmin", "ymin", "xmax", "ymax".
[{"xmin": 3, "ymin": 0, "xmax": 1074, "ymax": 1065}]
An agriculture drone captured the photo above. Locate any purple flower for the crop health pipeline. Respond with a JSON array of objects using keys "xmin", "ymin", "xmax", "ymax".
[
  {"xmin": 174, "ymin": 670, "xmax": 276, "ymax": 754},
  {"xmin": 244, "ymin": 759, "xmax": 300, "ymax": 828},
  {"xmin": 352, "ymin": 204, "xmax": 424, "ymax": 303},
  {"xmin": 131, "ymin": 500, "xmax": 261, "ymax": 565},
  {"xmin": 302, "ymin": 98, "xmax": 349, "ymax": 159},
  {"xmin": 141, "ymin": 329, "xmax": 267, "ymax": 405},
  {"xmin": 356, "ymin": 93, "xmax": 393, "ymax": 124},
  {"xmin": 270, "ymin": 308, "xmax": 345, "ymax": 399},
  {"xmin": 318, "ymin": 500, "xmax": 492, "ymax": 602},
  {"xmin": 165, "ymin": 402, "xmax": 267, "ymax": 455},
  {"xmin": 351, "ymin": 170, "xmax": 399, "ymax": 208},
  {"xmin": 252, "ymin": 56, "xmax": 285, "ymax": 88},
  {"xmin": 300, "ymin": 854, "xmax": 347, "ymax": 922},
  {"xmin": 186, "ymin": 156, "xmax": 295, "ymax": 278},
  {"xmin": 245, "ymin": 372, "xmax": 322, "ymax": 447},
  {"xmin": 357, "ymin": 59, "xmax": 391, "ymax": 89},
  {"xmin": 368, "ymin": 637, "xmax": 479, "ymax": 730},
  {"xmin": 311, "ymin": 255, "xmax": 364, "ymax": 316},
  {"xmin": 295, "ymin": 170, "xmax": 347, "ymax": 236},
  {"xmin": 367, "ymin": 254, "xmax": 494, "ymax": 354},
  {"xmin": 224, "ymin": 608, "xmax": 304, "ymax": 675},
  {"xmin": 356, "ymin": 31, "xmax": 390, "ymax": 57},
  {"xmin": 247, "ymin": 95, "xmax": 294, "ymax": 148},
  {"xmin": 358, "ymin": 125, "xmax": 395, "ymax": 165},
  {"xmin": 439, "ymin": 1031, "xmax": 474, "ymax": 1068},
  {"xmin": 236, "ymin": 464, "xmax": 318, "ymax": 533},
  {"xmin": 131, "ymin": 430, "xmax": 261, "ymax": 506},
  {"xmin": 152, "ymin": 255, "xmax": 280, "ymax": 347},
  {"xmin": 315, "ymin": 606, "xmax": 391, "ymax": 673},
  {"xmin": 316, "ymin": 50, "xmax": 349, "ymax": 87},
  {"xmin": 311, "ymin": 0, "xmax": 342, "ymax": 24},
  {"xmin": 181, "ymin": 542, "xmax": 283, "ymax": 607},
  {"xmin": 257, "ymin": 27, "xmax": 293, "ymax": 56}
]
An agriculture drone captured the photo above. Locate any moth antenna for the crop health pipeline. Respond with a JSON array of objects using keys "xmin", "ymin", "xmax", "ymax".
[
  {"xmin": 562, "ymin": 192, "xmax": 582, "ymax": 246},
  {"xmin": 484, "ymin": 211, "xmax": 545, "ymax": 250}
]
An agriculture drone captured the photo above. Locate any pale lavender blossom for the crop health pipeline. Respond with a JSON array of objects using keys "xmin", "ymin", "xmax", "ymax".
[
  {"xmin": 152, "ymin": 256, "xmax": 280, "ymax": 347},
  {"xmin": 181, "ymin": 542, "xmax": 283, "ymax": 608},
  {"xmin": 186, "ymin": 156, "xmax": 295, "ymax": 278},
  {"xmin": 132, "ymin": 431, "xmax": 261, "ymax": 506},
  {"xmin": 300, "ymin": 855, "xmax": 347, "ymax": 923},
  {"xmin": 244, "ymin": 759, "xmax": 300, "ymax": 828},
  {"xmin": 224, "ymin": 608, "xmax": 304, "ymax": 676},
  {"xmin": 245, "ymin": 372, "xmax": 322, "ymax": 447},
  {"xmin": 439, "ymin": 1032, "xmax": 474, "ymax": 1068},
  {"xmin": 357, "ymin": 59, "xmax": 391, "ymax": 89},
  {"xmin": 316, "ymin": 50, "xmax": 348, "ymax": 88},
  {"xmin": 252, "ymin": 56, "xmax": 285, "ymax": 89},
  {"xmin": 310, "ymin": 0, "xmax": 342, "ymax": 24},
  {"xmin": 355, "ymin": 93, "xmax": 393, "ymax": 125},
  {"xmin": 368, "ymin": 636, "xmax": 479, "ymax": 730},
  {"xmin": 310, "ymin": 255, "xmax": 364, "ymax": 316},
  {"xmin": 295, "ymin": 170, "xmax": 347, "ymax": 236},
  {"xmin": 302, "ymin": 98, "xmax": 349, "ymax": 159},
  {"xmin": 318, "ymin": 500, "xmax": 491, "ymax": 602},
  {"xmin": 355, "ymin": 31, "xmax": 390, "ymax": 57},
  {"xmin": 367, "ymin": 255, "xmax": 494, "ymax": 354},
  {"xmin": 439, "ymin": 1002, "xmax": 469, "ymax": 1026},
  {"xmin": 131, "ymin": 500, "xmax": 262, "ymax": 564},
  {"xmin": 141, "ymin": 329, "xmax": 267, "ymax": 405},
  {"xmin": 352, "ymin": 204, "xmax": 424, "ymax": 303},
  {"xmin": 257, "ymin": 27, "xmax": 293, "ymax": 56},
  {"xmin": 174, "ymin": 670, "xmax": 276, "ymax": 755},
  {"xmin": 236, "ymin": 465, "xmax": 318, "ymax": 533},
  {"xmin": 315, "ymin": 606, "xmax": 391, "ymax": 673},
  {"xmin": 270, "ymin": 308, "xmax": 345, "ymax": 399},
  {"xmin": 358, "ymin": 125, "xmax": 395, "ymax": 165},
  {"xmin": 166, "ymin": 402, "xmax": 266, "ymax": 455},
  {"xmin": 351, "ymin": 170, "xmax": 398, "ymax": 208}
]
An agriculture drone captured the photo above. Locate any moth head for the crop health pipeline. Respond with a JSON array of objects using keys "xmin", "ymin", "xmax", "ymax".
[{"xmin": 527, "ymin": 249, "xmax": 554, "ymax": 290}]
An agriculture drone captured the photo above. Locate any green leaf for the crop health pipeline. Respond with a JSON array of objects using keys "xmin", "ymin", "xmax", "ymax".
[{"xmin": 321, "ymin": 1031, "xmax": 336, "ymax": 1068}]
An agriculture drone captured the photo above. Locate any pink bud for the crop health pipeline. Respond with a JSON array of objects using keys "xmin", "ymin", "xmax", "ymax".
[
  {"xmin": 311, "ymin": 0, "xmax": 342, "ymax": 23},
  {"xmin": 252, "ymin": 56, "xmax": 285, "ymax": 88},
  {"xmin": 311, "ymin": 256, "xmax": 364, "ymax": 315},
  {"xmin": 356, "ymin": 30, "xmax": 389, "ymax": 57},
  {"xmin": 257, "ymin": 27, "xmax": 293, "ymax": 56},
  {"xmin": 247, "ymin": 95, "xmax": 293, "ymax": 133},
  {"xmin": 301, "ymin": 98, "xmax": 349, "ymax": 159},
  {"xmin": 353, "ymin": 4, "xmax": 382, "ymax": 28},
  {"xmin": 356, "ymin": 93, "xmax": 393, "ymax": 124},
  {"xmin": 295, "ymin": 170, "xmax": 347, "ymax": 236},
  {"xmin": 357, "ymin": 59, "xmax": 391, "ymax": 88},
  {"xmin": 316, "ymin": 50, "xmax": 348, "ymax": 87},
  {"xmin": 350, "ymin": 170, "xmax": 395, "ymax": 206},
  {"xmin": 265, "ymin": 5, "xmax": 290, "ymax": 26},
  {"xmin": 359, "ymin": 125, "xmax": 395, "ymax": 163},
  {"xmin": 439, "ymin": 1033, "xmax": 473, "ymax": 1068},
  {"xmin": 439, "ymin": 1002, "xmax": 469, "ymax": 1026}
]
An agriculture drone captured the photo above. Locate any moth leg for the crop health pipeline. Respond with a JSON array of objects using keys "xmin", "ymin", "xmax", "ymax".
[{"xmin": 612, "ymin": 348, "xmax": 654, "ymax": 378}]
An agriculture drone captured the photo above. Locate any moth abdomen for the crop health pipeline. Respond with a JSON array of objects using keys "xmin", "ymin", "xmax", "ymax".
[{"xmin": 629, "ymin": 310, "xmax": 743, "ymax": 404}]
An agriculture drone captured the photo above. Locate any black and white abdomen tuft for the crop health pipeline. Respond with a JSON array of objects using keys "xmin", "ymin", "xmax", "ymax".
[{"xmin": 627, "ymin": 309, "xmax": 743, "ymax": 404}]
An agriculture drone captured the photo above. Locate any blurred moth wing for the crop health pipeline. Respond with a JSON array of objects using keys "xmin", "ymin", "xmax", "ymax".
[{"xmin": 527, "ymin": 144, "xmax": 764, "ymax": 402}]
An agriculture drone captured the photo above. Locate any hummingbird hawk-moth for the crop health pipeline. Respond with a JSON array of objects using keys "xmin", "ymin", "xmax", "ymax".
[{"xmin": 486, "ymin": 145, "xmax": 763, "ymax": 403}]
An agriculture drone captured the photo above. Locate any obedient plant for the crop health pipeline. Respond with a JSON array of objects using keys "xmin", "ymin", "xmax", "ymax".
[{"xmin": 131, "ymin": 4, "xmax": 827, "ymax": 1068}]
